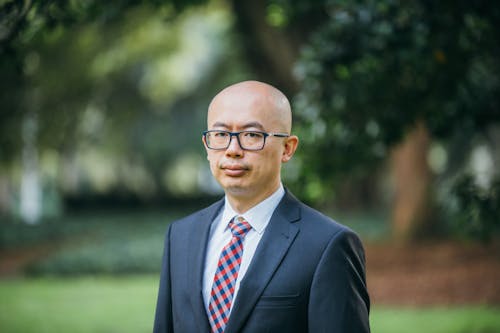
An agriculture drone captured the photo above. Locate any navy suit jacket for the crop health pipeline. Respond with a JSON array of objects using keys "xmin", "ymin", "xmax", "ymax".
[{"xmin": 154, "ymin": 190, "xmax": 370, "ymax": 332}]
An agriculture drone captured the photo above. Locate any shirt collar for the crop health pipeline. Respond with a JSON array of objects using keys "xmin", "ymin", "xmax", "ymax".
[{"xmin": 221, "ymin": 184, "xmax": 285, "ymax": 235}]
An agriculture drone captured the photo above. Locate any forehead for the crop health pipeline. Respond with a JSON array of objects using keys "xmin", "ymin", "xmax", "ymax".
[{"xmin": 207, "ymin": 91, "xmax": 280, "ymax": 130}]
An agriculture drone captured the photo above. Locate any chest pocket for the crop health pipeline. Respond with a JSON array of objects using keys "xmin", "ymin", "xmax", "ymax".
[{"xmin": 256, "ymin": 294, "xmax": 300, "ymax": 308}]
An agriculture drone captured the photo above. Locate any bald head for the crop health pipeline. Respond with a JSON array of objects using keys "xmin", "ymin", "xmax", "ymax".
[
  {"xmin": 208, "ymin": 80, "xmax": 292, "ymax": 133},
  {"xmin": 203, "ymin": 80, "xmax": 299, "ymax": 211}
]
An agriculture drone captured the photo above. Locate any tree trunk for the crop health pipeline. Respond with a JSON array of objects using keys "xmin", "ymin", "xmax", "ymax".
[
  {"xmin": 20, "ymin": 112, "xmax": 41, "ymax": 224},
  {"xmin": 0, "ymin": 174, "xmax": 11, "ymax": 217},
  {"xmin": 229, "ymin": 1, "xmax": 329, "ymax": 97},
  {"xmin": 390, "ymin": 121, "xmax": 433, "ymax": 241},
  {"xmin": 229, "ymin": 0, "xmax": 299, "ymax": 96}
]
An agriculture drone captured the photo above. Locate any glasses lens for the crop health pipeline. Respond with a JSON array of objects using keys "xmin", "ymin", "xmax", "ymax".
[
  {"xmin": 205, "ymin": 131, "xmax": 266, "ymax": 150},
  {"xmin": 207, "ymin": 131, "xmax": 229, "ymax": 149},
  {"xmin": 239, "ymin": 131, "xmax": 265, "ymax": 150}
]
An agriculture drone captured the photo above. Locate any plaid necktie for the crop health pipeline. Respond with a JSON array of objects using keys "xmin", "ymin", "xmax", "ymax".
[{"xmin": 208, "ymin": 216, "xmax": 252, "ymax": 333}]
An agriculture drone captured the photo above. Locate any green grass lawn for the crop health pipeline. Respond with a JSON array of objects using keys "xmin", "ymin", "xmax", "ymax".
[
  {"xmin": 372, "ymin": 307, "xmax": 500, "ymax": 333},
  {"xmin": 1, "ymin": 276, "xmax": 499, "ymax": 333},
  {"xmin": 0, "ymin": 276, "xmax": 158, "ymax": 333}
]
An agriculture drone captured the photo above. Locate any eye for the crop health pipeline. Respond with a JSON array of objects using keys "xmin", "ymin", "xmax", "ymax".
[
  {"xmin": 213, "ymin": 131, "xmax": 228, "ymax": 138},
  {"xmin": 243, "ymin": 131, "xmax": 264, "ymax": 138}
]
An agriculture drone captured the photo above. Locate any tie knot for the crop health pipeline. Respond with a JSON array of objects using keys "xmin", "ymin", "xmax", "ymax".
[{"xmin": 229, "ymin": 216, "xmax": 252, "ymax": 238}]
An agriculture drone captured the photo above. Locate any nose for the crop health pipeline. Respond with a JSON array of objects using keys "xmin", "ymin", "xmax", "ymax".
[{"xmin": 225, "ymin": 134, "xmax": 244, "ymax": 158}]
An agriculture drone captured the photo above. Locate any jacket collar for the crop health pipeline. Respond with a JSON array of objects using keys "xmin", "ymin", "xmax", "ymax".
[
  {"xmin": 187, "ymin": 198, "xmax": 224, "ymax": 332},
  {"xmin": 187, "ymin": 190, "xmax": 302, "ymax": 333},
  {"xmin": 225, "ymin": 190, "xmax": 301, "ymax": 333}
]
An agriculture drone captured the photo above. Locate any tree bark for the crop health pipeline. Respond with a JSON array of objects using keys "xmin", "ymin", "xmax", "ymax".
[
  {"xmin": 229, "ymin": 0, "xmax": 299, "ymax": 96},
  {"xmin": 390, "ymin": 121, "xmax": 433, "ymax": 241}
]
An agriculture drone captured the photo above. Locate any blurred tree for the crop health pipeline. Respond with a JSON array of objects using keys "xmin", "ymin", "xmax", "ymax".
[
  {"xmin": 1, "ymin": 0, "xmax": 177, "ymax": 163},
  {"xmin": 218, "ymin": 0, "xmax": 500, "ymax": 240},
  {"xmin": 292, "ymin": 1, "xmax": 500, "ymax": 240},
  {"xmin": 2, "ymin": 0, "xmax": 499, "ymax": 238},
  {"xmin": 450, "ymin": 174, "xmax": 500, "ymax": 242},
  {"xmin": 227, "ymin": 0, "xmax": 331, "ymax": 96},
  {"xmin": 0, "ymin": 0, "xmax": 245, "ymax": 220}
]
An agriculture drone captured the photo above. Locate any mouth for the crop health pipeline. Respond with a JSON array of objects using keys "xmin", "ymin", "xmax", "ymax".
[{"xmin": 221, "ymin": 164, "xmax": 250, "ymax": 177}]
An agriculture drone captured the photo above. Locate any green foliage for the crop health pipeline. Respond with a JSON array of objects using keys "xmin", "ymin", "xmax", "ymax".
[
  {"xmin": 1, "ymin": 3, "xmax": 209, "ymax": 158},
  {"xmin": 1, "ymin": 1, "xmax": 177, "ymax": 160},
  {"xmin": 0, "ymin": 219, "xmax": 82, "ymax": 250},
  {"xmin": 2, "ymin": 0, "xmax": 499, "ymax": 243},
  {"xmin": 0, "ymin": 211, "xmax": 176, "ymax": 275},
  {"xmin": 293, "ymin": 1, "xmax": 500, "ymax": 200},
  {"xmin": 23, "ymin": 214, "xmax": 168, "ymax": 276},
  {"xmin": 26, "ymin": 235, "xmax": 164, "ymax": 275},
  {"xmin": 2, "ymin": 209, "xmax": 386, "ymax": 275},
  {"xmin": 448, "ymin": 174, "xmax": 500, "ymax": 241},
  {"xmin": 1, "ymin": 0, "xmax": 243, "ymax": 200}
]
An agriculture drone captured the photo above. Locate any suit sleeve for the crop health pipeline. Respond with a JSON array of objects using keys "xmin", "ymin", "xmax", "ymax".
[
  {"xmin": 308, "ymin": 229, "xmax": 370, "ymax": 333},
  {"xmin": 153, "ymin": 224, "xmax": 174, "ymax": 333}
]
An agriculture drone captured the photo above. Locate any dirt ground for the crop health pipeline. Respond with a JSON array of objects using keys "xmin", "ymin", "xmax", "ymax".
[
  {"xmin": 366, "ymin": 240, "xmax": 500, "ymax": 305},
  {"xmin": 1, "ymin": 240, "xmax": 499, "ymax": 306}
]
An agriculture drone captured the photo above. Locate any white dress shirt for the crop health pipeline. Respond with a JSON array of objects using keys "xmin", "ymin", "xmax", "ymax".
[{"xmin": 202, "ymin": 184, "xmax": 285, "ymax": 314}]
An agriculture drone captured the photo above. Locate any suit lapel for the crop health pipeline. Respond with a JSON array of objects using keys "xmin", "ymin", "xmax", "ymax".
[
  {"xmin": 187, "ymin": 199, "xmax": 224, "ymax": 332},
  {"xmin": 225, "ymin": 192, "xmax": 301, "ymax": 333}
]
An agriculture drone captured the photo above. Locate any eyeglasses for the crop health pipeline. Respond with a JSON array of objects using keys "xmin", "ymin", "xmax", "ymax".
[{"xmin": 203, "ymin": 130, "xmax": 289, "ymax": 151}]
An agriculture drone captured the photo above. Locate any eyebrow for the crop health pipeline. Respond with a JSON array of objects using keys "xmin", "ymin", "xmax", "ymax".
[{"xmin": 211, "ymin": 121, "xmax": 266, "ymax": 131}]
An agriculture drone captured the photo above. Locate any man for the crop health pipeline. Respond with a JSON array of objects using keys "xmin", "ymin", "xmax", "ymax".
[{"xmin": 154, "ymin": 80, "xmax": 370, "ymax": 333}]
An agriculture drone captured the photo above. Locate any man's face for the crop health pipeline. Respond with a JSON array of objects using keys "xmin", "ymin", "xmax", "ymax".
[{"xmin": 204, "ymin": 89, "xmax": 288, "ymax": 202}]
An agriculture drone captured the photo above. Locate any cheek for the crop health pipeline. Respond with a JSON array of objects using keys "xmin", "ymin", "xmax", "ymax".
[
  {"xmin": 206, "ymin": 153, "xmax": 218, "ymax": 171},
  {"xmin": 255, "ymin": 151, "xmax": 282, "ymax": 174},
  {"xmin": 207, "ymin": 150, "xmax": 218, "ymax": 162}
]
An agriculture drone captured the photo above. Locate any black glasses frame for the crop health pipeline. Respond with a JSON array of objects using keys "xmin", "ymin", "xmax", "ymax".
[{"xmin": 203, "ymin": 130, "xmax": 289, "ymax": 151}]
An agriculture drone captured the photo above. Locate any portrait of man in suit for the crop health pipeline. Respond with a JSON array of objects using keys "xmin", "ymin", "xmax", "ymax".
[{"xmin": 154, "ymin": 80, "xmax": 370, "ymax": 333}]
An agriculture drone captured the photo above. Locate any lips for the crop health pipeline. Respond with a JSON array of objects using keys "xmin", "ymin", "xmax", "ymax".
[{"xmin": 221, "ymin": 164, "xmax": 249, "ymax": 177}]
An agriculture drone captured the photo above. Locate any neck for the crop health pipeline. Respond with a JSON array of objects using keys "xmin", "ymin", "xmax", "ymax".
[{"xmin": 226, "ymin": 183, "xmax": 281, "ymax": 214}]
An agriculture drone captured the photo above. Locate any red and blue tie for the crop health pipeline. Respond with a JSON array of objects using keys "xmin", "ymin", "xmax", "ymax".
[{"xmin": 208, "ymin": 216, "xmax": 252, "ymax": 333}]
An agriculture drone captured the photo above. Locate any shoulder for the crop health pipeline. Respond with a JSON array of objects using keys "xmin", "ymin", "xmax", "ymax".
[
  {"xmin": 283, "ymin": 190, "xmax": 362, "ymax": 245},
  {"xmin": 301, "ymin": 201, "xmax": 357, "ymax": 239},
  {"xmin": 283, "ymin": 190, "xmax": 352, "ymax": 234},
  {"xmin": 293, "ymin": 198, "xmax": 367, "ymax": 270}
]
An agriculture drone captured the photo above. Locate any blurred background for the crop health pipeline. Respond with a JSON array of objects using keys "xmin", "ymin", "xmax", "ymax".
[{"xmin": 1, "ymin": 0, "xmax": 499, "ymax": 332}]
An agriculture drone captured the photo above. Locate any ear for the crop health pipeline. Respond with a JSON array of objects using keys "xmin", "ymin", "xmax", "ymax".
[
  {"xmin": 202, "ymin": 135, "xmax": 210, "ymax": 159},
  {"xmin": 281, "ymin": 135, "xmax": 299, "ymax": 163}
]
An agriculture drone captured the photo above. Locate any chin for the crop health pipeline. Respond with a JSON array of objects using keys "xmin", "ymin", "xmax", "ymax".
[
  {"xmin": 219, "ymin": 176, "xmax": 245, "ymax": 188},
  {"xmin": 223, "ymin": 183, "xmax": 251, "ymax": 196}
]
